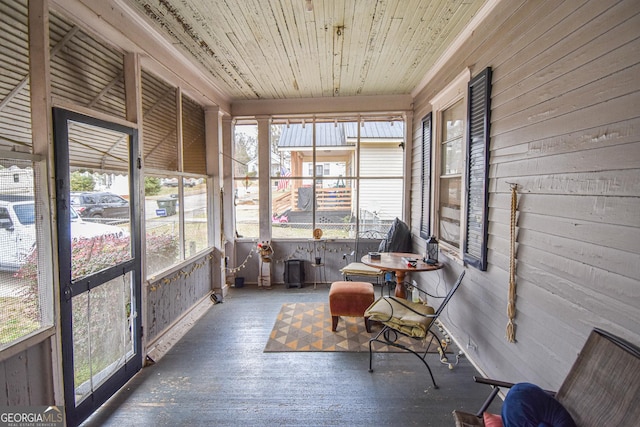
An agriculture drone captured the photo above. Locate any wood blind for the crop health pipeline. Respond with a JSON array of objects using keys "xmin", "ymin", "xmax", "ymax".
[
  {"xmin": 49, "ymin": 11, "xmax": 126, "ymax": 120},
  {"xmin": 0, "ymin": 0, "xmax": 32, "ymax": 151},
  {"xmin": 141, "ymin": 70, "xmax": 178, "ymax": 170},
  {"xmin": 182, "ymin": 95, "xmax": 206, "ymax": 174},
  {"xmin": 463, "ymin": 67, "xmax": 492, "ymax": 270},
  {"xmin": 420, "ymin": 113, "xmax": 432, "ymax": 239}
]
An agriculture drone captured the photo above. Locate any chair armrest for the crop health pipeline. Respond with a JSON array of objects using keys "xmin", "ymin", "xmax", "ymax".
[
  {"xmin": 473, "ymin": 376, "xmax": 517, "ymax": 389},
  {"xmin": 474, "ymin": 376, "xmax": 556, "ymax": 396},
  {"xmin": 472, "ymin": 376, "xmax": 557, "ymax": 416}
]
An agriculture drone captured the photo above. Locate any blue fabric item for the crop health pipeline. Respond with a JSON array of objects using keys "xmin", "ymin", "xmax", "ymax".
[{"xmin": 501, "ymin": 383, "xmax": 577, "ymax": 427}]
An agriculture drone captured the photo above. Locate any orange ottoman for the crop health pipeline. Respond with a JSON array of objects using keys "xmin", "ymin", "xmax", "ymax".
[{"xmin": 329, "ymin": 281, "xmax": 375, "ymax": 332}]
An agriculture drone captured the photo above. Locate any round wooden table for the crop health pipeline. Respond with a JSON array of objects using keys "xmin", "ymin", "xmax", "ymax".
[{"xmin": 361, "ymin": 252, "xmax": 444, "ymax": 298}]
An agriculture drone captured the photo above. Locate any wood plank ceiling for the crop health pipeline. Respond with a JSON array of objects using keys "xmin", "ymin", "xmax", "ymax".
[{"xmin": 125, "ymin": 0, "xmax": 487, "ymax": 101}]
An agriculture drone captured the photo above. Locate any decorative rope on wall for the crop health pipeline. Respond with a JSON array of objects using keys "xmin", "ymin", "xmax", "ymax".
[{"xmin": 507, "ymin": 183, "xmax": 518, "ymax": 343}]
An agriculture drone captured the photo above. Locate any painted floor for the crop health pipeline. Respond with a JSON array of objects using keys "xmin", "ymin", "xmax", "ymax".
[{"xmin": 81, "ymin": 284, "xmax": 501, "ymax": 426}]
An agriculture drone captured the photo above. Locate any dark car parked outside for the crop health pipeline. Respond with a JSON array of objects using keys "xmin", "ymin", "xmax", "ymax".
[{"xmin": 70, "ymin": 191, "xmax": 130, "ymax": 223}]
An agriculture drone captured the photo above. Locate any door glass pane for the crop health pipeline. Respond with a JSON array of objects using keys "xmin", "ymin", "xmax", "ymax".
[
  {"xmin": 67, "ymin": 120, "xmax": 132, "ymax": 281},
  {"xmin": 72, "ymin": 272, "xmax": 134, "ymax": 405}
]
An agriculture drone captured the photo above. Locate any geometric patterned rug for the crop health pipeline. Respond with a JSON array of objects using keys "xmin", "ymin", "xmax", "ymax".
[{"xmin": 264, "ymin": 302, "xmax": 442, "ymax": 353}]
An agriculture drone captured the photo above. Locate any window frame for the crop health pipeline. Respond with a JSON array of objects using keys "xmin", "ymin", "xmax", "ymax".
[
  {"xmin": 231, "ymin": 122, "xmax": 259, "ymax": 239},
  {"xmin": 429, "ymin": 69, "xmax": 471, "ymax": 259},
  {"xmin": 141, "ymin": 75, "xmax": 212, "ymax": 279},
  {"xmin": 265, "ymin": 117, "xmax": 406, "ymax": 240}
]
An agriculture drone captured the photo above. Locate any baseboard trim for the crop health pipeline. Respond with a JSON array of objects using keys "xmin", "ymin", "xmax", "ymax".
[{"xmin": 145, "ymin": 292, "xmax": 214, "ymax": 363}]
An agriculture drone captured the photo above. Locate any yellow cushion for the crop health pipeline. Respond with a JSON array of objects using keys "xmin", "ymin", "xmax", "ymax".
[
  {"xmin": 365, "ymin": 297, "xmax": 435, "ymax": 338},
  {"xmin": 340, "ymin": 262, "xmax": 382, "ymax": 276}
]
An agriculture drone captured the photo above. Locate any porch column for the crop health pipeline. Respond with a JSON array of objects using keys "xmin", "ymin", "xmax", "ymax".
[
  {"xmin": 206, "ymin": 106, "xmax": 228, "ymax": 295},
  {"xmin": 403, "ymin": 111, "xmax": 413, "ymax": 222},
  {"xmin": 257, "ymin": 115, "xmax": 271, "ymax": 242}
]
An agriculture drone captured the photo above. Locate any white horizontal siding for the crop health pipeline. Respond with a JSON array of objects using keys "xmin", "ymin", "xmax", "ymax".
[
  {"xmin": 359, "ymin": 144, "xmax": 404, "ymax": 220},
  {"xmin": 410, "ymin": 0, "xmax": 640, "ymax": 390}
]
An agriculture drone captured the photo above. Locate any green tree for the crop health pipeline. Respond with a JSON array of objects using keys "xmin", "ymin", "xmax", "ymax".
[
  {"xmin": 70, "ymin": 171, "xmax": 95, "ymax": 191},
  {"xmin": 144, "ymin": 177, "xmax": 162, "ymax": 196}
]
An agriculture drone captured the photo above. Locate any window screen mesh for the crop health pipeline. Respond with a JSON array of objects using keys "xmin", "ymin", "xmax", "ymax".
[{"xmin": 0, "ymin": 158, "xmax": 53, "ymax": 348}]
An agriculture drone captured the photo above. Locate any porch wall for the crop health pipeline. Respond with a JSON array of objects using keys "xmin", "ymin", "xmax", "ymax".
[
  {"xmin": 410, "ymin": 0, "xmax": 640, "ymax": 389},
  {"xmin": 145, "ymin": 255, "xmax": 213, "ymax": 342},
  {"xmin": 0, "ymin": 339, "xmax": 54, "ymax": 406},
  {"xmin": 232, "ymin": 239, "xmax": 380, "ymax": 286}
]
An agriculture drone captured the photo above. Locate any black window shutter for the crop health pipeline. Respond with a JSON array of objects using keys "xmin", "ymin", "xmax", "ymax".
[
  {"xmin": 420, "ymin": 113, "xmax": 432, "ymax": 240},
  {"xmin": 464, "ymin": 67, "xmax": 492, "ymax": 271}
]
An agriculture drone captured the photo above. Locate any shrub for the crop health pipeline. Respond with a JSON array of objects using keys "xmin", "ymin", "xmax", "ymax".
[
  {"xmin": 14, "ymin": 233, "xmax": 180, "ymax": 323},
  {"xmin": 144, "ymin": 177, "xmax": 162, "ymax": 196},
  {"xmin": 70, "ymin": 171, "xmax": 95, "ymax": 191}
]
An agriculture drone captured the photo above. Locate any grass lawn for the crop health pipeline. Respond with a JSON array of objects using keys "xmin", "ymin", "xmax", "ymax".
[{"xmin": 0, "ymin": 296, "xmax": 40, "ymax": 345}]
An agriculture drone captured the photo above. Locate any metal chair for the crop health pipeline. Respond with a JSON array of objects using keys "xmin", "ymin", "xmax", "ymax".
[
  {"xmin": 340, "ymin": 230, "xmax": 385, "ymax": 293},
  {"xmin": 452, "ymin": 328, "xmax": 640, "ymax": 426},
  {"xmin": 365, "ymin": 270, "xmax": 465, "ymax": 389}
]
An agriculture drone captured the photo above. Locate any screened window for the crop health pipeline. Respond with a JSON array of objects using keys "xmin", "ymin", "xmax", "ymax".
[
  {"xmin": 269, "ymin": 118, "xmax": 404, "ymax": 239},
  {"xmin": 0, "ymin": 159, "xmax": 52, "ymax": 350},
  {"xmin": 0, "ymin": 0, "xmax": 54, "ymax": 349},
  {"xmin": 233, "ymin": 123, "xmax": 259, "ymax": 239},
  {"xmin": 141, "ymin": 72, "xmax": 210, "ymax": 278}
]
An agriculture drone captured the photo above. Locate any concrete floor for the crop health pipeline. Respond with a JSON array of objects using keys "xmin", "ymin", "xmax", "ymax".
[{"xmin": 81, "ymin": 283, "xmax": 501, "ymax": 426}]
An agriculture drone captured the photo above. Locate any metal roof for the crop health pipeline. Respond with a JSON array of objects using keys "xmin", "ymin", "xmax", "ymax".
[
  {"xmin": 278, "ymin": 121, "xmax": 402, "ymax": 148},
  {"xmin": 344, "ymin": 121, "xmax": 404, "ymax": 139}
]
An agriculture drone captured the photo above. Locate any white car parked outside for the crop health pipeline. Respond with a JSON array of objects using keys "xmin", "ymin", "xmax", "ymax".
[{"xmin": 0, "ymin": 199, "xmax": 127, "ymax": 272}]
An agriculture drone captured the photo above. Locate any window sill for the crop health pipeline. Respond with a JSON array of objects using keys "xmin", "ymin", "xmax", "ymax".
[
  {"xmin": 439, "ymin": 245, "xmax": 463, "ymax": 265},
  {"xmin": 0, "ymin": 326, "xmax": 56, "ymax": 363}
]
